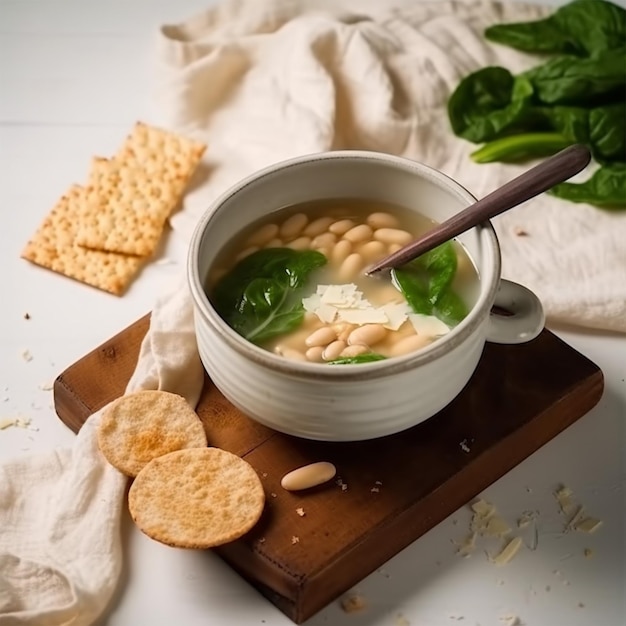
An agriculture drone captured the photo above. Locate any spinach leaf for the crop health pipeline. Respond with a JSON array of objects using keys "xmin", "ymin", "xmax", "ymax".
[
  {"xmin": 434, "ymin": 290, "xmax": 470, "ymax": 326},
  {"xmin": 470, "ymin": 132, "xmax": 573, "ymax": 163},
  {"xmin": 212, "ymin": 248, "xmax": 327, "ymax": 344},
  {"xmin": 552, "ymin": 0, "xmax": 626, "ymax": 55},
  {"xmin": 549, "ymin": 164, "xmax": 626, "ymax": 208},
  {"xmin": 589, "ymin": 103, "xmax": 626, "ymax": 162},
  {"xmin": 485, "ymin": 0, "xmax": 626, "ymax": 57},
  {"xmin": 485, "ymin": 18, "xmax": 581, "ymax": 56},
  {"xmin": 523, "ymin": 49, "xmax": 626, "ymax": 105},
  {"xmin": 542, "ymin": 103, "xmax": 625, "ymax": 162},
  {"xmin": 448, "ymin": 69, "xmax": 538, "ymax": 143},
  {"xmin": 328, "ymin": 353, "xmax": 387, "ymax": 365},
  {"xmin": 391, "ymin": 242, "xmax": 468, "ymax": 325}
]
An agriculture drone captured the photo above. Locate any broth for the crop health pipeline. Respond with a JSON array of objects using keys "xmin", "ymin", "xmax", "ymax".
[{"xmin": 207, "ymin": 199, "xmax": 479, "ymax": 363}]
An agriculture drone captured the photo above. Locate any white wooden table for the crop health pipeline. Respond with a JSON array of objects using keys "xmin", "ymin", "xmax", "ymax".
[{"xmin": 1, "ymin": 1, "xmax": 624, "ymax": 625}]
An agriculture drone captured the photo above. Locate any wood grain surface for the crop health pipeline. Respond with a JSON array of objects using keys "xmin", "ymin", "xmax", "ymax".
[{"xmin": 53, "ymin": 316, "xmax": 604, "ymax": 623}]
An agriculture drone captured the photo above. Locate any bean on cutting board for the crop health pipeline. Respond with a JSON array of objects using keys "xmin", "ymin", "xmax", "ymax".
[{"xmin": 281, "ymin": 461, "xmax": 337, "ymax": 491}]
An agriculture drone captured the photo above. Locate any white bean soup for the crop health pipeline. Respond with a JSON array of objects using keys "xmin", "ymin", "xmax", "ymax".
[{"xmin": 207, "ymin": 199, "xmax": 479, "ymax": 364}]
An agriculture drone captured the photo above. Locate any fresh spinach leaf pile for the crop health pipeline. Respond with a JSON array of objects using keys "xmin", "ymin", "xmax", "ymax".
[
  {"xmin": 447, "ymin": 0, "xmax": 626, "ymax": 209},
  {"xmin": 212, "ymin": 248, "xmax": 326, "ymax": 344},
  {"xmin": 391, "ymin": 241, "xmax": 468, "ymax": 326}
]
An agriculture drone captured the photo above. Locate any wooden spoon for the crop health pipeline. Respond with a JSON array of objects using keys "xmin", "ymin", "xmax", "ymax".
[{"xmin": 365, "ymin": 144, "xmax": 591, "ymax": 276}]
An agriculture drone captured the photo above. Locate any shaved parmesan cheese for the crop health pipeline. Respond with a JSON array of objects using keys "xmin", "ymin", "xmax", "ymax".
[
  {"xmin": 408, "ymin": 314, "xmax": 450, "ymax": 337},
  {"xmin": 381, "ymin": 302, "xmax": 410, "ymax": 330},
  {"xmin": 316, "ymin": 303, "xmax": 337, "ymax": 323},
  {"xmin": 340, "ymin": 308, "xmax": 388, "ymax": 324},
  {"xmin": 491, "ymin": 536, "xmax": 523, "ymax": 566}
]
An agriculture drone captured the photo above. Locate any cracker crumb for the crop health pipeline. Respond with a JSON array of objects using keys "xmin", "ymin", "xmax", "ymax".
[
  {"xmin": 291, "ymin": 535, "xmax": 300, "ymax": 545},
  {"xmin": 261, "ymin": 472, "xmax": 268, "ymax": 478},
  {"xmin": 258, "ymin": 537, "xmax": 266, "ymax": 544},
  {"xmin": 270, "ymin": 492, "xmax": 277, "ymax": 498},
  {"xmin": 394, "ymin": 613, "xmax": 410, "ymax": 626},
  {"xmin": 38, "ymin": 381, "xmax": 54, "ymax": 391},
  {"xmin": 0, "ymin": 417, "xmax": 37, "ymax": 431},
  {"xmin": 456, "ymin": 532, "xmax": 477, "ymax": 557},
  {"xmin": 21, "ymin": 349, "xmax": 33, "ymax": 362},
  {"xmin": 370, "ymin": 486, "xmax": 380, "ymax": 493},
  {"xmin": 499, "ymin": 615, "xmax": 522, "ymax": 626},
  {"xmin": 340, "ymin": 593, "xmax": 366, "ymax": 613},
  {"xmin": 459, "ymin": 438, "xmax": 470, "ymax": 453},
  {"xmin": 513, "ymin": 226, "xmax": 529, "ymax": 237},
  {"xmin": 296, "ymin": 507, "xmax": 305, "ymax": 517},
  {"xmin": 375, "ymin": 480, "xmax": 382, "ymax": 485},
  {"xmin": 517, "ymin": 510, "xmax": 537, "ymax": 529},
  {"xmin": 554, "ymin": 485, "xmax": 575, "ymax": 515}
]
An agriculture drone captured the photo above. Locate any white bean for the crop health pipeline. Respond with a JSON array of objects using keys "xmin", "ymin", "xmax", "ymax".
[
  {"xmin": 338, "ymin": 253, "xmax": 363, "ymax": 282},
  {"xmin": 331, "ymin": 239, "xmax": 352, "ymax": 265},
  {"xmin": 280, "ymin": 462, "xmax": 337, "ymax": 491},
  {"xmin": 311, "ymin": 232, "xmax": 337, "ymax": 249},
  {"xmin": 388, "ymin": 243, "xmax": 403, "ymax": 254},
  {"xmin": 389, "ymin": 334, "xmax": 431, "ymax": 357},
  {"xmin": 358, "ymin": 240, "xmax": 387, "ymax": 262},
  {"xmin": 329, "ymin": 219, "xmax": 355, "ymax": 235},
  {"xmin": 374, "ymin": 228, "xmax": 413, "ymax": 246},
  {"xmin": 343, "ymin": 224, "xmax": 373, "ymax": 243},
  {"xmin": 246, "ymin": 223, "xmax": 279, "ymax": 247},
  {"xmin": 304, "ymin": 216, "xmax": 334, "ymax": 237},
  {"xmin": 366, "ymin": 212, "xmax": 399, "ymax": 229},
  {"xmin": 305, "ymin": 326, "xmax": 337, "ymax": 347},
  {"xmin": 333, "ymin": 322, "xmax": 356, "ymax": 342},
  {"xmin": 235, "ymin": 246, "xmax": 259, "ymax": 262},
  {"xmin": 264, "ymin": 237, "xmax": 284, "ymax": 248},
  {"xmin": 340, "ymin": 344, "xmax": 369, "ymax": 358},
  {"xmin": 280, "ymin": 213, "xmax": 308, "ymax": 239},
  {"xmin": 323, "ymin": 340, "xmax": 347, "ymax": 361},
  {"xmin": 286, "ymin": 236, "xmax": 312, "ymax": 250},
  {"xmin": 348, "ymin": 324, "xmax": 387, "ymax": 347},
  {"xmin": 275, "ymin": 346, "xmax": 307, "ymax": 361},
  {"xmin": 305, "ymin": 346, "xmax": 325, "ymax": 362}
]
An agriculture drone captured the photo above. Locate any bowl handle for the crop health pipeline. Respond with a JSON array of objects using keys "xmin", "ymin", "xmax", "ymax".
[{"xmin": 487, "ymin": 279, "xmax": 545, "ymax": 344}]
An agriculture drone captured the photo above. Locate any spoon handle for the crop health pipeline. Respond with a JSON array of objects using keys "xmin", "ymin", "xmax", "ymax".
[{"xmin": 366, "ymin": 144, "xmax": 591, "ymax": 275}]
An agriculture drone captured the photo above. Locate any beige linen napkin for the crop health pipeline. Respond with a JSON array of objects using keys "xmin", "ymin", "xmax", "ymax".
[
  {"xmin": 0, "ymin": 280, "xmax": 204, "ymax": 626},
  {"xmin": 156, "ymin": 0, "xmax": 626, "ymax": 332}
]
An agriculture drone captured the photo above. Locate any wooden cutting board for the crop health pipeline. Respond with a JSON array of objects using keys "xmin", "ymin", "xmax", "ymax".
[{"xmin": 54, "ymin": 315, "xmax": 603, "ymax": 623}]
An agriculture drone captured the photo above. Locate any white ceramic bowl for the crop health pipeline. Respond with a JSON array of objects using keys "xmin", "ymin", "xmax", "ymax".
[{"xmin": 188, "ymin": 151, "xmax": 544, "ymax": 441}]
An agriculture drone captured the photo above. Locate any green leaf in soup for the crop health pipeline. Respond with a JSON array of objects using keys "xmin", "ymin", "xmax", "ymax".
[
  {"xmin": 484, "ymin": 0, "xmax": 626, "ymax": 57},
  {"xmin": 211, "ymin": 248, "xmax": 327, "ymax": 344},
  {"xmin": 392, "ymin": 267, "xmax": 432, "ymax": 315},
  {"xmin": 328, "ymin": 353, "xmax": 387, "ymax": 365},
  {"xmin": 434, "ymin": 290, "xmax": 469, "ymax": 326},
  {"xmin": 391, "ymin": 242, "xmax": 468, "ymax": 324},
  {"xmin": 448, "ymin": 69, "xmax": 538, "ymax": 143},
  {"xmin": 549, "ymin": 164, "xmax": 626, "ymax": 208},
  {"xmin": 419, "ymin": 242, "xmax": 458, "ymax": 303},
  {"xmin": 523, "ymin": 49, "xmax": 626, "ymax": 105}
]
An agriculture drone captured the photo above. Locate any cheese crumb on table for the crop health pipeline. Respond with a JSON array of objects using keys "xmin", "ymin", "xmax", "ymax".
[{"xmin": 340, "ymin": 593, "xmax": 367, "ymax": 613}]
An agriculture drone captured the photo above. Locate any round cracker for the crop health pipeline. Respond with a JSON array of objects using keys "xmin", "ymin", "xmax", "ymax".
[
  {"xmin": 128, "ymin": 447, "xmax": 265, "ymax": 549},
  {"xmin": 98, "ymin": 389, "xmax": 207, "ymax": 477}
]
